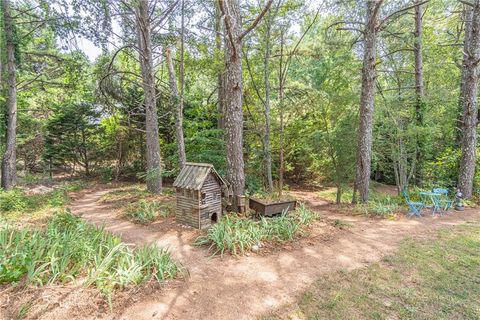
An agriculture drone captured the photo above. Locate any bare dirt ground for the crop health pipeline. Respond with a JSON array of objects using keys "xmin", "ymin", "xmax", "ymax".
[{"xmin": 3, "ymin": 187, "xmax": 480, "ymax": 320}]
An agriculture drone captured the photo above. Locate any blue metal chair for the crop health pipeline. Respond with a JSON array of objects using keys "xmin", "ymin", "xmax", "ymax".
[
  {"xmin": 402, "ymin": 189, "xmax": 424, "ymax": 217},
  {"xmin": 432, "ymin": 188, "xmax": 454, "ymax": 211}
]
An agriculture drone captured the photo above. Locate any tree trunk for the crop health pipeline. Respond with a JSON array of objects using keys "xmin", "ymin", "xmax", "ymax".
[
  {"xmin": 278, "ymin": 29, "xmax": 285, "ymax": 196},
  {"xmin": 413, "ymin": 0, "xmax": 425, "ymax": 185},
  {"xmin": 459, "ymin": 0, "xmax": 480, "ymax": 199},
  {"xmin": 135, "ymin": 0, "xmax": 162, "ymax": 194},
  {"xmin": 353, "ymin": 0, "xmax": 381, "ymax": 203},
  {"xmin": 1, "ymin": 0, "xmax": 17, "ymax": 189},
  {"xmin": 219, "ymin": 0, "xmax": 272, "ymax": 209},
  {"xmin": 336, "ymin": 184, "xmax": 342, "ymax": 205},
  {"xmin": 166, "ymin": 47, "xmax": 186, "ymax": 169},
  {"xmin": 81, "ymin": 129, "xmax": 90, "ymax": 176},
  {"xmin": 263, "ymin": 10, "xmax": 273, "ymax": 193},
  {"xmin": 215, "ymin": 1, "xmax": 225, "ymax": 129},
  {"xmin": 457, "ymin": 5, "xmax": 474, "ymax": 145},
  {"xmin": 179, "ymin": 0, "xmax": 186, "ymax": 168},
  {"xmin": 222, "ymin": 0, "xmax": 245, "ymax": 207}
]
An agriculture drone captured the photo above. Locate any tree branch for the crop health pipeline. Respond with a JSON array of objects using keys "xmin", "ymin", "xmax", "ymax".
[
  {"xmin": 238, "ymin": 0, "xmax": 273, "ymax": 41},
  {"xmin": 378, "ymin": 0, "xmax": 430, "ymax": 29},
  {"xmin": 218, "ymin": 0, "xmax": 237, "ymax": 57}
]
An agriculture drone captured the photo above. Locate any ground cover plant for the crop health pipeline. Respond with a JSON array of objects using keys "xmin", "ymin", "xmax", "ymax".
[
  {"xmin": 0, "ymin": 182, "xmax": 85, "ymax": 221},
  {"xmin": 0, "ymin": 211, "xmax": 181, "ymax": 298},
  {"xmin": 98, "ymin": 185, "xmax": 150, "ymax": 204},
  {"xmin": 124, "ymin": 199, "xmax": 174, "ymax": 224},
  {"xmin": 195, "ymin": 204, "xmax": 317, "ymax": 255},
  {"xmin": 317, "ymin": 185, "xmax": 403, "ymax": 218},
  {"xmin": 268, "ymin": 224, "xmax": 480, "ymax": 320},
  {"xmin": 99, "ymin": 185, "xmax": 175, "ymax": 224}
]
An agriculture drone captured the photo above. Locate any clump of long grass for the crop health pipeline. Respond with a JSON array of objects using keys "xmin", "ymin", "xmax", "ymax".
[
  {"xmin": 124, "ymin": 200, "xmax": 173, "ymax": 224},
  {"xmin": 195, "ymin": 203, "xmax": 317, "ymax": 255},
  {"xmin": 0, "ymin": 211, "xmax": 180, "ymax": 297}
]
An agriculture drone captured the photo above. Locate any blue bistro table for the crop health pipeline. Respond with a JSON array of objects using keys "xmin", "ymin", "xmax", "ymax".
[{"xmin": 419, "ymin": 191, "xmax": 441, "ymax": 214}]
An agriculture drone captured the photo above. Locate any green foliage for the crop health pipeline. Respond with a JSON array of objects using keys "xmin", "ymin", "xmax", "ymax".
[
  {"xmin": 318, "ymin": 186, "xmax": 402, "ymax": 217},
  {"xmin": 43, "ymin": 102, "xmax": 102, "ymax": 176},
  {"xmin": 359, "ymin": 197, "xmax": 400, "ymax": 217},
  {"xmin": 195, "ymin": 204, "xmax": 317, "ymax": 255},
  {"xmin": 0, "ymin": 211, "xmax": 180, "ymax": 296},
  {"xmin": 124, "ymin": 200, "xmax": 173, "ymax": 224},
  {"xmin": 0, "ymin": 189, "xmax": 28, "ymax": 213},
  {"xmin": 0, "ymin": 183, "xmax": 84, "ymax": 216}
]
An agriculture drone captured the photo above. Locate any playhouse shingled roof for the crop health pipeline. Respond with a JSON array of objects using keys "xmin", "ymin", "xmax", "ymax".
[{"xmin": 173, "ymin": 162, "xmax": 227, "ymax": 190}]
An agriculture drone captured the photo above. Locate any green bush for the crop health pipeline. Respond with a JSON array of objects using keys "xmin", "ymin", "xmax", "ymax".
[
  {"xmin": 0, "ymin": 211, "xmax": 180, "ymax": 296},
  {"xmin": 0, "ymin": 189, "xmax": 29, "ymax": 212},
  {"xmin": 124, "ymin": 200, "xmax": 173, "ymax": 224},
  {"xmin": 195, "ymin": 204, "xmax": 317, "ymax": 255}
]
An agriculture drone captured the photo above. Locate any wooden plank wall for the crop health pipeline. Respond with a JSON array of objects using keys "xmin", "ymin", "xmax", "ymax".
[
  {"xmin": 199, "ymin": 175, "xmax": 222, "ymax": 229},
  {"xmin": 175, "ymin": 187, "xmax": 201, "ymax": 228}
]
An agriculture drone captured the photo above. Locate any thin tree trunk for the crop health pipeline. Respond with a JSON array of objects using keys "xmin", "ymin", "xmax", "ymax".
[
  {"xmin": 179, "ymin": 0, "xmax": 187, "ymax": 169},
  {"xmin": 459, "ymin": 0, "xmax": 480, "ymax": 199},
  {"xmin": 278, "ymin": 29, "xmax": 285, "ymax": 196},
  {"xmin": 263, "ymin": 10, "xmax": 273, "ymax": 193},
  {"xmin": 166, "ymin": 47, "xmax": 186, "ymax": 168},
  {"xmin": 1, "ymin": 0, "xmax": 17, "ymax": 189},
  {"xmin": 135, "ymin": 0, "xmax": 162, "ymax": 194},
  {"xmin": 353, "ymin": 0, "xmax": 382, "ymax": 203},
  {"xmin": 413, "ymin": 0, "xmax": 425, "ymax": 186},
  {"xmin": 81, "ymin": 129, "xmax": 90, "ymax": 176},
  {"xmin": 336, "ymin": 184, "xmax": 342, "ymax": 205}
]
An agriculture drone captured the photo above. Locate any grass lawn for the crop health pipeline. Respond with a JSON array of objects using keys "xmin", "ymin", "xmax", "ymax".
[{"xmin": 268, "ymin": 224, "xmax": 480, "ymax": 320}]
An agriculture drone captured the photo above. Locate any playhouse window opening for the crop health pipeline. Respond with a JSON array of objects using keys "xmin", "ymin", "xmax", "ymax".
[{"xmin": 201, "ymin": 193, "xmax": 206, "ymax": 204}]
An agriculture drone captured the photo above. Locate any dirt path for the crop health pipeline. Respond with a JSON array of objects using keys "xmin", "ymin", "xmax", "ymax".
[{"xmin": 68, "ymin": 188, "xmax": 480, "ymax": 320}]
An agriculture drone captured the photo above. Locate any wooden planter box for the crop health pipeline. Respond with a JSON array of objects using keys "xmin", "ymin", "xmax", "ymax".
[{"xmin": 249, "ymin": 198, "xmax": 297, "ymax": 216}]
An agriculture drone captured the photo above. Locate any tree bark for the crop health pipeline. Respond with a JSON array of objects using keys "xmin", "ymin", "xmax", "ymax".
[
  {"xmin": 1, "ymin": 0, "xmax": 17, "ymax": 189},
  {"xmin": 215, "ymin": 1, "xmax": 225, "ymax": 129},
  {"xmin": 166, "ymin": 47, "xmax": 186, "ymax": 169},
  {"xmin": 457, "ymin": 5, "xmax": 474, "ymax": 145},
  {"xmin": 413, "ymin": 0, "xmax": 425, "ymax": 185},
  {"xmin": 135, "ymin": 0, "xmax": 162, "ymax": 194},
  {"xmin": 263, "ymin": 10, "xmax": 273, "ymax": 193},
  {"xmin": 221, "ymin": 0, "xmax": 245, "ymax": 205},
  {"xmin": 459, "ymin": 0, "xmax": 480, "ymax": 199},
  {"xmin": 219, "ymin": 0, "xmax": 272, "ymax": 209},
  {"xmin": 353, "ymin": 0, "xmax": 382, "ymax": 203},
  {"xmin": 278, "ymin": 29, "xmax": 285, "ymax": 196}
]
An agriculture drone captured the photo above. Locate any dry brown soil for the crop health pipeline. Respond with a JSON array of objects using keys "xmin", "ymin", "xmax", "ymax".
[{"xmin": 2, "ymin": 187, "xmax": 479, "ymax": 320}]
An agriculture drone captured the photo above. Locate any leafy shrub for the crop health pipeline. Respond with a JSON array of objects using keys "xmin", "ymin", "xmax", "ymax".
[
  {"xmin": 195, "ymin": 204, "xmax": 317, "ymax": 255},
  {"xmin": 98, "ymin": 167, "xmax": 115, "ymax": 182},
  {"xmin": 0, "ymin": 189, "xmax": 28, "ymax": 212},
  {"xmin": 124, "ymin": 200, "xmax": 173, "ymax": 224},
  {"xmin": 0, "ymin": 211, "xmax": 180, "ymax": 297}
]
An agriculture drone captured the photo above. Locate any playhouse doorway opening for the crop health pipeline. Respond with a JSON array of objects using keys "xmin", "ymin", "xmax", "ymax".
[{"xmin": 211, "ymin": 212, "xmax": 218, "ymax": 224}]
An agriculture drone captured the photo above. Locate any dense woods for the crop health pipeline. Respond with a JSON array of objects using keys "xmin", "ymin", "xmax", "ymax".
[{"xmin": 1, "ymin": 0, "xmax": 480, "ymax": 203}]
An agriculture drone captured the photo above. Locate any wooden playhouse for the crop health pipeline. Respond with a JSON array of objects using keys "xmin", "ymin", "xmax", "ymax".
[{"xmin": 173, "ymin": 163, "xmax": 228, "ymax": 229}]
